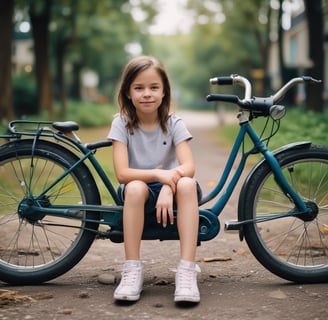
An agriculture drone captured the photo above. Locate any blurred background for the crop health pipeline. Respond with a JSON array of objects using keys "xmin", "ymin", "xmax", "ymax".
[{"xmin": 0, "ymin": 0, "xmax": 327, "ymax": 127}]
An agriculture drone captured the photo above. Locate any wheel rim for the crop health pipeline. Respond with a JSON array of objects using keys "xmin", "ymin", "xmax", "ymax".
[
  {"xmin": 0, "ymin": 155, "xmax": 87, "ymax": 271},
  {"xmin": 253, "ymin": 158, "xmax": 328, "ymax": 269}
]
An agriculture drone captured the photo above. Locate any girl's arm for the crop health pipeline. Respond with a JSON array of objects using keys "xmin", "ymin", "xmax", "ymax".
[
  {"xmin": 175, "ymin": 140, "xmax": 195, "ymax": 178},
  {"xmin": 112, "ymin": 140, "xmax": 183, "ymax": 192}
]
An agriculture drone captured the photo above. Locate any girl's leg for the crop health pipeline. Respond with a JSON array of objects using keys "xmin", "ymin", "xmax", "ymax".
[
  {"xmin": 176, "ymin": 177, "xmax": 199, "ymax": 261},
  {"xmin": 175, "ymin": 177, "xmax": 200, "ymax": 303},
  {"xmin": 122, "ymin": 180, "xmax": 149, "ymax": 260},
  {"xmin": 113, "ymin": 180, "xmax": 148, "ymax": 301}
]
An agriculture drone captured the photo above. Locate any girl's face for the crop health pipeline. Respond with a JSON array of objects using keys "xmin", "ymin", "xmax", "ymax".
[{"xmin": 128, "ymin": 67, "xmax": 165, "ymax": 117}]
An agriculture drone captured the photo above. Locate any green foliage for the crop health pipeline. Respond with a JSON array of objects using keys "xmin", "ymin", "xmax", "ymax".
[
  {"xmin": 11, "ymin": 0, "xmax": 325, "ymax": 121},
  {"xmin": 277, "ymin": 108, "xmax": 328, "ymax": 146},
  {"xmin": 13, "ymin": 74, "xmax": 38, "ymax": 117},
  {"xmin": 6, "ymin": 100, "xmax": 117, "ymax": 129},
  {"xmin": 148, "ymin": 0, "xmax": 269, "ymax": 109},
  {"xmin": 50, "ymin": 0, "xmax": 157, "ymax": 101},
  {"xmin": 61, "ymin": 101, "xmax": 117, "ymax": 127},
  {"xmin": 216, "ymin": 108, "xmax": 328, "ymax": 152}
]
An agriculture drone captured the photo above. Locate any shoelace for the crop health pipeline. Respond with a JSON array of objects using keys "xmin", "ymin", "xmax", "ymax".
[
  {"xmin": 120, "ymin": 267, "xmax": 141, "ymax": 287},
  {"xmin": 173, "ymin": 265, "xmax": 200, "ymax": 289}
]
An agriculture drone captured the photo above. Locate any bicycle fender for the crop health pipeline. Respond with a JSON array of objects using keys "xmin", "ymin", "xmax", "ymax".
[
  {"xmin": 237, "ymin": 141, "xmax": 312, "ymax": 241},
  {"xmin": 1, "ymin": 138, "xmax": 101, "ymax": 204}
]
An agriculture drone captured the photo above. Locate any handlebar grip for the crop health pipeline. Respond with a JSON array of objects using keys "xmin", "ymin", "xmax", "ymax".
[
  {"xmin": 206, "ymin": 94, "xmax": 240, "ymax": 104},
  {"xmin": 209, "ymin": 76, "xmax": 233, "ymax": 85}
]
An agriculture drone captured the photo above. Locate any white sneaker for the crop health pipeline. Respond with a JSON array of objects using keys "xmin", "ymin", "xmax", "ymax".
[
  {"xmin": 114, "ymin": 262, "xmax": 143, "ymax": 301},
  {"xmin": 174, "ymin": 264, "xmax": 201, "ymax": 303}
]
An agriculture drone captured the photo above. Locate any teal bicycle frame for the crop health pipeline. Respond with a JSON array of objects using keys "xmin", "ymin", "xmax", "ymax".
[
  {"xmin": 200, "ymin": 112, "xmax": 308, "ymax": 215},
  {"xmin": 10, "ymin": 76, "xmax": 321, "ymax": 242},
  {"xmin": 12, "ymin": 109, "xmax": 308, "ymax": 240}
]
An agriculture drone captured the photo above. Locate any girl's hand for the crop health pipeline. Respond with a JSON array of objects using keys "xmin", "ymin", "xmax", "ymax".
[
  {"xmin": 155, "ymin": 167, "xmax": 184, "ymax": 193},
  {"xmin": 156, "ymin": 185, "xmax": 174, "ymax": 227}
]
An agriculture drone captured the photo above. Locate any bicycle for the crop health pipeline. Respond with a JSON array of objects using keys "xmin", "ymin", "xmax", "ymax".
[{"xmin": 0, "ymin": 75, "xmax": 327, "ymax": 286}]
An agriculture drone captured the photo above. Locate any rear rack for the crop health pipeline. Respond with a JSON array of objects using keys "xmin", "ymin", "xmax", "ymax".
[
  {"xmin": 1, "ymin": 120, "xmax": 112, "ymax": 151},
  {"xmin": 7, "ymin": 120, "xmax": 78, "ymax": 136}
]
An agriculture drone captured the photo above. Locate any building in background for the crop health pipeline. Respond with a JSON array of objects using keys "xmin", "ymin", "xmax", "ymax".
[{"xmin": 269, "ymin": 1, "xmax": 328, "ymax": 102}]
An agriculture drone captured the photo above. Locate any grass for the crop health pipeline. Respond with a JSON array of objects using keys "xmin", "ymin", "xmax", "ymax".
[
  {"xmin": 61, "ymin": 100, "xmax": 117, "ymax": 127},
  {"xmin": 213, "ymin": 107, "xmax": 328, "ymax": 153},
  {"xmin": 77, "ymin": 126, "xmax": 118, "ymax": 205},
  {"xmin": 0, "ymin": 100, "xmax": 118, "ymax": 132}
]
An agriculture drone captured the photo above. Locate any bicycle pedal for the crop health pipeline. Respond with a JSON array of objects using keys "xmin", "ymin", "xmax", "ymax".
[
  {"xmin": 107, "ymin": 230, "xmax": 124, "ymax": 243},
  {"xmin": 224, "ymin": 220, "xmax": 241, "ymax": 233}
]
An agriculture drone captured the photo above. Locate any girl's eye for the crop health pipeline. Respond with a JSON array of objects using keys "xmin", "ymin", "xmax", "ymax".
[{"xmin": 132, "ymin": 85, "xmax": 161, "ymax": 91}]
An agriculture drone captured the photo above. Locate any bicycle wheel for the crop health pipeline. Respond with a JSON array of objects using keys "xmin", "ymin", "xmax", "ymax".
[
  {"xmin": 0, "ymin": 139, "xmax": 101, "ymax": 284},
  {"xmin": 242, "ymin": 145, "xmax": 328, "ymax": 283}
]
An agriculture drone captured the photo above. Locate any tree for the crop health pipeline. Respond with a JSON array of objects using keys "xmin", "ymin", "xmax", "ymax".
[
  {"xmin": 304, "ymin": 0, "xmax": 324, "ymax": 112},
  {"xmin": 29, "ymin": 0, "xmax": 54, "ymax": 117},
  {"xmin": 0, "ymin": 0, "xmax": 15, "ymax": 122},
  {"xmin": 50, "ymin": 0, "xmax": 154, "ymax": 112},
  {"xmin": 277, "ymin": 0, "xmax": 298, "ymax": 104},
  {"xmin": 217, "ymin": 0, "xmax": 276, "ymax": 96},
  {"xmin": 167, "ymin": 0, "xmax": 270, "ymax": 102},
  {"xmin": 51, "ymin": 0, "xmax": 79, "ymax": 117}
]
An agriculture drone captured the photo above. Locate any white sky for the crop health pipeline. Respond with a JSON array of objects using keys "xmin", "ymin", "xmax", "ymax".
[
  {"xmin": 148, "ymin": 0, "xmax": 193, "ymax": 35},
  {"xmin": 147, "ymin": 0, "xmax": 305, "ymax": 34}
]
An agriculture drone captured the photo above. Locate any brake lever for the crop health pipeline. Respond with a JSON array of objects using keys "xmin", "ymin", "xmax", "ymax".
[{"xmin": 302, "ymin": 76, "xmax": 322, "ymax": 83}]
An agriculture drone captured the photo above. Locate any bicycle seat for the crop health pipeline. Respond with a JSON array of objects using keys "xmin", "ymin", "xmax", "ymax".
[{"xmin": 52, "ymin": 121, "xmax": 79, "ymax": 133}]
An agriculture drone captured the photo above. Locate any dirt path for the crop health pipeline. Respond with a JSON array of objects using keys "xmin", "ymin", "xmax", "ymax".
[{"xmin": 0, "ymin": 111, "xmax": 327, "ymax": 320}]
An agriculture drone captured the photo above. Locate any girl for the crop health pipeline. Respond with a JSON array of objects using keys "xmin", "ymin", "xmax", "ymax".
[{"xmin": 108, "ymin": 55, "xmax": 201, "ymax": 303}]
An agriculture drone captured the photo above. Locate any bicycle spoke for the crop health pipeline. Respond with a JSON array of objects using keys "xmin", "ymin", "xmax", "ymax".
[
  {"xmin": 0, "ymin": 140, "xmax": 100, "ymax": 284},
  {"xmin": 244, "ymin": 147, "xmax": 328, "ymax": 283}
]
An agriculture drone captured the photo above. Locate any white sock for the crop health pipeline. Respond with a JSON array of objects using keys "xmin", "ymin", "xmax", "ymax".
[
  {"xmin": 179, "ymin": 259, "xmax": 196, "ymax": 269},
  {"xmin": 124, "ymin": 260, "xmax": 142, "ymax": 267}
]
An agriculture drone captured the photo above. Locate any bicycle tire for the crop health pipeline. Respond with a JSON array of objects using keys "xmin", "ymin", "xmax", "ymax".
[
  {"xmin": 242, "ymin": 145, "xmax": 328, "ymax": 283},
  {"xmin": 0, "ymin": 139, "xmax": 101, "ymax": 284}
]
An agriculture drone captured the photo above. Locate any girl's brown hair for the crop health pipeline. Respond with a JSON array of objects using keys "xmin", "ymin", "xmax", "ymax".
[{"xmin": 117, "ymin": 55, "xmax": 171, "ymax": 134}]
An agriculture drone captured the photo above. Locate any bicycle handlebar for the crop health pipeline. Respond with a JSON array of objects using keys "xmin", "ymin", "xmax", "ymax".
[
  {"xmin": 207, "ymin": 74, "xmax": 321, "ymax": 118},
  {"xmin": 206, "ymin": 94, "xmax": 240, "ymax": 104},
  {"xmin": 271, "ymin": 76, "xmax": 321, "ymax": 103},
  {"xmin": 206, "ymin": 74, "xmax": 321, "ymax": 118}
]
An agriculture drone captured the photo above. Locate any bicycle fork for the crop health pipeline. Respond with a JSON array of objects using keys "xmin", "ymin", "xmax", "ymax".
[{"xmin": 225, "ymin": 122, "xmax": 310, "ymax": 233}]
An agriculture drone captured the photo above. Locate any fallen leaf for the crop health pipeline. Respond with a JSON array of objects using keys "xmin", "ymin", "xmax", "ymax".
[
  {"xmin": 63, "ymin": 308, "xmax": 73, "ymax": 315},
  {"xmin": 320, "ymin": 226, "xmax": 328, "ymax": 234},
  {"xmin": 202, "ymin": 256, "xmax": 232, "ymax": 262},
  {"xmin": 207, "ymin": 181, "xmax": 217, "ymax": 187},
  {"xmin": 0, "ymin": 289, "xmax": 35, "ymax": 302},
  {"xmin": 237, "ymin": 249, "xmax": 248, "ymax": 256}
]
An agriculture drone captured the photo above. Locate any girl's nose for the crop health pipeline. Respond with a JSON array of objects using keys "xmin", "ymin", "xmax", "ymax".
[{"xmin": 143, "ymin": 88, "xmax": 151, "ymax": 97}]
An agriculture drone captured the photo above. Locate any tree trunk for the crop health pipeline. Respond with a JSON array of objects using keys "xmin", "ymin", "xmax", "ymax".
[
  {"xmin": 252, "ymin": 4, "xmax": 272, "ymax": 96},
  {"xmin": 29, "ymin": 0, "xmax": 54, "ymax": 117},
  {"xmin": 304, "ymin": 0, "xmax": 324, "ymax": 112},
  {"xmin": 0, "ymin": 0, "xmax": 15, "ymax": 122},
  {"xmin": 70, "ymin": 62, "xmax": 83, "ymax": 100},
  {"xmin": 55, "ymin": 40, "xmax": 67, "ymax": 118},
  {"xmin": 278, "ymin": 0, "xmax": 297, "ymax": 104},
  {"xmin": 53, "ymin": 0, "xmax": 78, "ymax": 117}
]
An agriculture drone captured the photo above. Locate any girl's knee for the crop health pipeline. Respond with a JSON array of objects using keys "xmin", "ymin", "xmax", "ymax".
[
  {"xmin": 176, "ymin": 177, "xmax": 197, "ymax": 195},
  {"xmin": 124, "ymin": 181, "xmax": 148, "ymax": 200}
]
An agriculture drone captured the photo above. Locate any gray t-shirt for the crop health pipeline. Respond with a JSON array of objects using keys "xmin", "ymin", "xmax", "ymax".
[{"xmin": 107, "ymin": 114, "xmax": 192, "ymax": 170}]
